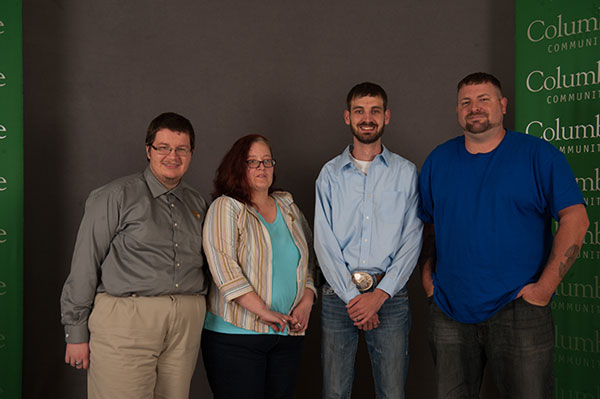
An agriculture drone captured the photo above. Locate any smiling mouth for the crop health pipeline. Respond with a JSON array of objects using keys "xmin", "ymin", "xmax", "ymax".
[
  {"xmin": 358, "ymin": 123, "xmax": 377, "ymax": 131},
  {"xmin": 162, "ymin": 163, "xmax": 181, "ymax": 168}
]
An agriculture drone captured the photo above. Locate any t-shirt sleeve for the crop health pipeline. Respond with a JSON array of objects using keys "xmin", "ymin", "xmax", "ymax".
[
  {"xmin": 418, "ymin": 154, "xmax": 434, "ymax": 224},
  {"xmin": 538, "ymin": 144, "xmax": 585, "ymax": 220}
]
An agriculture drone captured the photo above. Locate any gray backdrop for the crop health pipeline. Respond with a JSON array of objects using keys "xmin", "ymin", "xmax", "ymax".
[{"xmin": 22, "ymin": 1, "xmax": 515, "ymax": 397}]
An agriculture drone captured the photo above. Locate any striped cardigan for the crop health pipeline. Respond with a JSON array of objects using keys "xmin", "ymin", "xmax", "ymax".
[{"xmin": 202, "ymin": 191, "xmax": 317, "ymax": 335}]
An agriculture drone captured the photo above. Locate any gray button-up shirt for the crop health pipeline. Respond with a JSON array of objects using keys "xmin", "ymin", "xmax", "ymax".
[{"xmin": 60, "ymin": 167, "xmax": 208, "ymax": 343}]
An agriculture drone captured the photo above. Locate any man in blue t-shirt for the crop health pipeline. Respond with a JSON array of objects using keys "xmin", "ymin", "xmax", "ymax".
[{"xmin": 418, "ymin": 72, "xmax": 588, "ymax": 398}]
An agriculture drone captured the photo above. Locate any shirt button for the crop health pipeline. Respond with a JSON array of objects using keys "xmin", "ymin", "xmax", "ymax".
[
  {"xmin": 365, "ymin": 216, "xmax": 370, "ymax": 220},
  {"xmin": 170, "ymin": 203, "xmax": 175, "ymax": 208},
  {"xmin": 362, "ymin": 260, "xmax": 366, "ymax": 264},
  {"xmin": 174, "ymin": 222, "xmax": 178, "ymax": 227},
  {"xmin": 364, "ymin": 239, "xmax": 368, "ymax": 242},
  {"xmin": 176, "ymin": 263, "xmax": 181, "ymax": 268},
  {"xmin": 175, "ymin": 243, "xmax": 179, "ymax": 248},
  {"xmin": 175, "ymin": 283, "xmax": 179, "ymax": 288}
]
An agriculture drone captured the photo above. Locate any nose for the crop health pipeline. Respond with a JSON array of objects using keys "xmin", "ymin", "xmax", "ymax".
[
  {"xmin": 470, "ymin": 102, "xmax": 482, "ymax": 113},
  {"xmin": 166, "ymin": 149, "xmax": 179, "ymax": 159}
]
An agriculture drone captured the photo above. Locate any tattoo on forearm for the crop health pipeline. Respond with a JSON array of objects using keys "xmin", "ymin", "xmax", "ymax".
[{"xmin": 558, "ymin": 245, "xmax": 580, "ymax": 278}]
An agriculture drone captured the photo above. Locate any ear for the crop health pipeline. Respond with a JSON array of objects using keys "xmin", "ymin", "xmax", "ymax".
[
  {"xmin": 384, "ymin": 109, "xmax": 391, "ymax": 125},
  {"xmin": 501, "ymin": 97, "xmax": 508, "ymax": 115},
  {"xmin": 146, "ymin": 145, "xmax": 151, "ymax": 160},
  {"xmin": 344, "ymin": 110, "xmax": 351, "ymax": 125}
]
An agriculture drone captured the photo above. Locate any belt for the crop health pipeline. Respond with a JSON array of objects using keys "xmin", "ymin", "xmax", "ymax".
[
  {"xmin": 128, "ymin": 293, "xmax": 203, "ymax": 297},
  {"xmin": 351, "ymin": 272, "xmax": 385, "ymax": 292}
]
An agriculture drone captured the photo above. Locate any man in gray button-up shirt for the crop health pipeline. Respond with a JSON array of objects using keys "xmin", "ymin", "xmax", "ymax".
[{"xmin": 60, "ymin": 112, "xmax": 208, "ymax": 399}]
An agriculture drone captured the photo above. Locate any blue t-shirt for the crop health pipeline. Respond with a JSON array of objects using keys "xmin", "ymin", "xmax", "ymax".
[
  {"xmin": 418, "ymin": 130, "xmax": 584, "ymax": 323},
  {"xmin": 204, "ymin": 203, "xmax": 300, "ymax": 334}
]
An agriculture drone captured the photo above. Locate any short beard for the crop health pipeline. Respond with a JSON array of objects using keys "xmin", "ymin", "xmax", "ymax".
[
  {"xmin": 351, "ymin": 124, "xmax": 385, "ymax": 144},
  {"xmin": 465, "ymin": 113, "xmax": 490, "ymax": 134},
  {"xmin": 465, "ymin": 121, "xmax": 490, "ymax": 134}
]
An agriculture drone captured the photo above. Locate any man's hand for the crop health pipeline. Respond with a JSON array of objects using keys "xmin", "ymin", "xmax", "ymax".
[
  {"xmin": 65, "ymin": 342, "xmax": 90, "ymax": 370},
  {"xmin": 357, "ymin": 313, "xmax": 380, "ymax": 331},
  {"xmin": 517, "ymin": 204, "xmax": 588, "ymax": 307},
  {"xmin": 346, "ymin": 289, "xmax": 389, "ymax": 325},
  {"xmin": 517, "ymin": 283, "xmax": 552, "ymax": 306}
]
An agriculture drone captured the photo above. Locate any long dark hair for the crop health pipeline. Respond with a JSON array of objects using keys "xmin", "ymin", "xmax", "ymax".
[{"xmin": 212, "ymin": 134, "xmax": 276, "ymax": 205}]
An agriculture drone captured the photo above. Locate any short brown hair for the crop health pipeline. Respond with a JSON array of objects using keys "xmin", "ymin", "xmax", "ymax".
[
  {"xmin": 145, "ymin": 112, "xmax": 195, "ymax": 151},
  {"xmin": 346, "ymin": 82, "xmax": 388, "ymax": 110},
  {"xmin": 457, "ymin": 72, "xmax": 503, "ymax": 96}
]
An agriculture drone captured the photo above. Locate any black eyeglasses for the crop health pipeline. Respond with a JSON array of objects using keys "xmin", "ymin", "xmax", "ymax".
[
  {"xmin": 246, "ymin": 159, "xmax": 276, "ymax": 168},
  {"xmin": 151, "ymin": 145, "xmax": 192, "ymax": 157}
]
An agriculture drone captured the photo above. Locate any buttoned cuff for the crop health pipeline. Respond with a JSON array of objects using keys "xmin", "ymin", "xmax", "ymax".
[
  {"xmin": 64, "ymin": 324, "xmax": 89, "ymax": 344},
  {"xmin": 375, "ymin": 278, "xmax": 397, "ymax": 299},
  {"xmin": 340, "ymin": 286, "xmax": 362, "ymax": 304}
]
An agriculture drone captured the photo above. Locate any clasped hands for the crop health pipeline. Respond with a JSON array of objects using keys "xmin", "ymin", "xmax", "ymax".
[
  {"xmin": 257, "ymin": 290, "xmax": 314, "ymax": 333},
  {"xmin": 346, "ymin": 289, "xmax": 389, "ymax": 331}
]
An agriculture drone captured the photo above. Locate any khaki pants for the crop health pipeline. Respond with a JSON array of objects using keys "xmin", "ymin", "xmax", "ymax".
[{"xmin": 88, "ymin": 293, "xmax": 206, "ymax": 399}]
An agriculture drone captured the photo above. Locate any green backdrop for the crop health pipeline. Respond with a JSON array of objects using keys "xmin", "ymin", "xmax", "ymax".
[
  {"xmin": 515, "ymin": 1, "xmax": 600, "ymax": 397},
  {"xmin": 0, "ymin": 1, "xmax": 23, "ymax": 398}
]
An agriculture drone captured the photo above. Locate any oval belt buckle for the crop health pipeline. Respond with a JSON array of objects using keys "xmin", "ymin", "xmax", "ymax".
[{"xmin": 352, "ymin": 272, "xmax": 374, "ymax": 292}]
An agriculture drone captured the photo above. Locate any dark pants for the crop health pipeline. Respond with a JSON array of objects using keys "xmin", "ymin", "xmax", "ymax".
[
  {"xmin": 428, "ymin": 297, "xmax": 554, "ymax": 399},
  {"xmin": 201, "ymin": 329, "xmax": 304, "ymax": 399}
]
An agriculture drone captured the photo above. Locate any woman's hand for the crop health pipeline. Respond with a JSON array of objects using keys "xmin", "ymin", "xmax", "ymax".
[
  {"xmin": 289, "ymin": 288, "xmax": 315, "ymax": 333},
  {"xmin": 257, "ymin": 309, "xmax": 293, "ymax": 332},
  {"xmin": 234, "ymin": 291, "xmax": 292, "ymax": 332}
]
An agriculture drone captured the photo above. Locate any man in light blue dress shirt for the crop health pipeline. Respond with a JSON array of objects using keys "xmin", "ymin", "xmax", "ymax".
[{"xmin": 314, "ymin": 82, "xmax": 423, "ymax": 399}]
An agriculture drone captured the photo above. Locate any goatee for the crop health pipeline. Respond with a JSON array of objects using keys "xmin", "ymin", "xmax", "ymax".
[
  {"xmin": 351, "ymin": 124, "xmax": 385, "ymax": 144},
  {"xmin": 465, "ymin": 113, "xmax": 490, "ymax": 134}
]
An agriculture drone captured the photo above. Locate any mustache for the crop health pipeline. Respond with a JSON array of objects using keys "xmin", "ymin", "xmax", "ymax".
[{"xmin": 466, "ymin": 112, "xmax": 488, "ymax": 119}]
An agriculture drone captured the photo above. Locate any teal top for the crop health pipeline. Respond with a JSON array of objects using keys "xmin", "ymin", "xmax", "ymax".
[{"xmin": 204, "ymin": 203, "xmax": 300, "ymax": 335}]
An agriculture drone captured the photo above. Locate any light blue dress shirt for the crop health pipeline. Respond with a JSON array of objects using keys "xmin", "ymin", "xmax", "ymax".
[{"xmin": 314, "ymin": 145, "xmax": 423, "ymax": 304}]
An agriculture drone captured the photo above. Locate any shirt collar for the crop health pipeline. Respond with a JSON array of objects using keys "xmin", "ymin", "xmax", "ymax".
[
  {"xmin": 335, "ymin": 144, "xmax": 391, "ymax": 170},
  {"xmin": 143, "ymin": 166, "xmax": 186, "ymax": 199}
]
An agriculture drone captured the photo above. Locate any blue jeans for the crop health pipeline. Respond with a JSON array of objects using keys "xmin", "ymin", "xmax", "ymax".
[
  {"xmin": 321, "ymin": 284, "xmax": 410, "ymax": 399},
  {"xmin": 428, "ymin": 297, "xmax": 554, "ymax": 399}
]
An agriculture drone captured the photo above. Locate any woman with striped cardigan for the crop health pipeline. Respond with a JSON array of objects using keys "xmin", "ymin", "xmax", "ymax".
[{"xmin": 201, "ymin": 134, "xmax": 316, "ymax": 399}]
